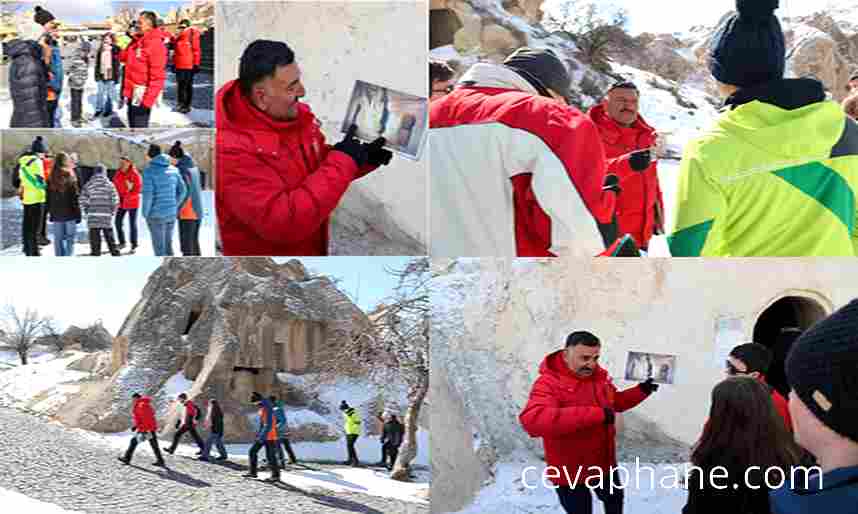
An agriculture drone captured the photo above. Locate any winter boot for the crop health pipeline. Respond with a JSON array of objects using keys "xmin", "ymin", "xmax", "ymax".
[
  {"xmin": 117, "ymin": 456, "xmax": 130, "ymax": 465},
  {"xmin": 242, "ymin": 472, "xmax": 258, "ymax": 479},
  {"xmin": 152, "ymin": 460, "xmax": 166, "ymax": 467}
]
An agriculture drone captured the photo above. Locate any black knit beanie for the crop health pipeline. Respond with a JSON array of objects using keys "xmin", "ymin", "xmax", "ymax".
[
  {"xmin": 786, "ymin": 299, "xmax": 858, "ymax": 443},
  {"xmin": 147, "ymin": 144, "xmax": 161, "ymax": 159},
  {"xmin": 250, "ymin": 392, "xmax": 262, "ymax": 403},
  {"xmin": 709, "ymin": 0, "xmax": 785, "ymax": 88},
  {"xmin": 34, "ymin": 6, "xmax": 55, "ymax": 26},
  {"xmin": 503, "ymin": 47, "xmax": 571, "ymax": 102},
  {"xmin": 730, "ymin": 343, "xmax": 773, "ymax": 374},
  {"xmin": 31, "ymin": 136, "xmax": 46, "ymax": 154}
]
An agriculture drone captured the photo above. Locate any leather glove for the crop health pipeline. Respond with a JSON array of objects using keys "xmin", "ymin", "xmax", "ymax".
[
  {"xmin": 602, "ymin": 174, "xmax": 621, "ymax": 194},
  {"xmin": 629, "ymin": 149, "xmax": 652, "ymax": 172},
  {"xmin": 640, "ymin": 377, "xmax": 659, "ymax": 394},
  {"xmin": 333, "ymin": 124, "xmax": 368, "ymax": 167},
  {"xmin": 364, "ymin": 137, "xmax": 393, "ymax": 167},
  {"xmin": 603, "ymin": 408, "xmax": 615, "ymax": 425}
]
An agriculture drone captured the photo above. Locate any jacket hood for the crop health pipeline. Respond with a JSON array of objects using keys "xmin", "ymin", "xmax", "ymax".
[
  {"xmin": 457, "ymin": 62, "xmax": 540, "ymax": 97},
  {"xmin": 147, "ymin": 154, "xmax": 173, "ymax": 170},
  {"xmin": 588, "ymin": 103, "xmax": 656, "ymax": 144},
  {"xmin": 718, "ymin": 78, "xmax": 843, "ymax": 159},
  {"xmin": 4, "ymin": 39, "xmax": 41, "ymax": 59},
  {"xmin": 216, "ymin": 79, "xmax": 314, "ymax": 154},
  {"xmin": 177, "ymin": 155, "xmax": 195, "ymax": 167},
  {"xmin": 538, "ymin": 349, "xmax": 608, "ymax": 384}
]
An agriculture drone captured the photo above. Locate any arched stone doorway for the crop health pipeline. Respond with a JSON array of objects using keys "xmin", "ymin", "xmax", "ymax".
[{"xmin": 752, "ymin": 292, "xmax": 831, "ymax": 396}]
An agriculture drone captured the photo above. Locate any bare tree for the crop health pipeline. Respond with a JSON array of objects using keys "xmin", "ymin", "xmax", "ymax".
[
  {"xmin": 42, "ymin": 318, "xmax": 66, "ymax": 354},
  {"xmin": 543, "ymin": 0, "xmax": 630, "ymax": 70},
  {"xmin": 0, "ymin": 304, "xmax": 55, "ymax": 365}
]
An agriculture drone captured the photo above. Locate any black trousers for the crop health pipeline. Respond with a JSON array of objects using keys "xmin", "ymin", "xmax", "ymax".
[
  {"xmin": 89, "ymin": 228, "xmax": 119, "ymax": 256},
  {"xmin": 555, "ymin": 472, "xmax": 624, "ymax": 514},
  {"xmin": 124, "ymin": 432, "xmax": 164, "ymax": 464},
  {"xmin": 39, "ymin": 203, "xmax": 48, "ymax": 239},
  {"xmin": 346, "ymin": 434, "xmax": 360, "ymax": 465},
  {"xmin": 383, "ymin": 443, "xmax": 399, "ymax": 470},
  {"xmin": 175, "ymin": 69, "xmax": 195, "ymax": 109},
  {"xmin": 46, "ymin": 99, "xmax": 58, "ymax": 127},
  {"xmin": 128, "ymin": 103, "xmax": 151, "ymax": 128},
  {"xmin": 115, "ymin": 208, "xmax": 138, "ymax": 247},
  {"xmin": 249, "ymin": 440, "xmax": 280, "ymax": 477},
  {"xmin": 167, "ymin": 423, "xmax": 204, "ymax": 452},
  {"xmin": 179, "ymin": 219, "xmax": 201, "ymax": 256},
  {"xmin": 275, "ymin": 437, "xmax": 298, "ymax": 464},
  {"xmin": 70, "ymin": 88, "xmax": 83, "ymax": 122},
  {"xmin": 22, "ymin": 203, "xmax": 44, "ymax": 256}
]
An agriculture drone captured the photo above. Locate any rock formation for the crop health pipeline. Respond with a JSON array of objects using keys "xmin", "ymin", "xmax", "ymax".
[{"xmin": 57, "ymin": 257, "xmax": 373, "ymax": 442}]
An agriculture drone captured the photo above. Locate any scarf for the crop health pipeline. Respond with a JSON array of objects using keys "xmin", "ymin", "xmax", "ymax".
[{"xmin": 100, "ymin": 39, "xmax": 113, "ymax": 80}]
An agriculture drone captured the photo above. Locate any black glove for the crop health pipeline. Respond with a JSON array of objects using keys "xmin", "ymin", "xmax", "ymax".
[
  {"xmin": 640, "ymin": 378, "xmax": 659, "ymax": 395},
  {"xmin": 603, "ymin": 408, "xmax": 615, "ymax": 425},
  {"xmin": 364, "ymin": 137, "xmax": 393, "ymax": 167},
  {"xmin": 131, "ymin": 425, "xmax": 137, "ymax": 432},
  {"xmin": 602, "ymin": 174, "xmax": 621, "ymax": 194},
  {"xmin": 333, "ymin": 124, "xmax": 368, "ymax": 167},
  {"xmin": 175, "ymin": 420, "xmax": 180, "ymax": 430},
  {"xmin": 193, "ymin": 65, "xmax": 199, "ymax": 74},
  {"xmin": 629, "ymin": 149, "xmax": 651, "ymax": 172}
]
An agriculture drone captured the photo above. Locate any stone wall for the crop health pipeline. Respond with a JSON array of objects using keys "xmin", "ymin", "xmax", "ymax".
[{"xmin": 216, "ymin": 1, "xmax": 427, "ymax": 254}]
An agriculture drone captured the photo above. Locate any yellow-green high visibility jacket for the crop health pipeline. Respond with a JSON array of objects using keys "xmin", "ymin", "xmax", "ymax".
[
  {"xmin": 669, "ymin": 79, "xmax": 858, "ymax": 256},
  {"xmin": 18, "ymin": 155, "xmax": 46, "ymax": 206},
  {"xmin": 343, "ymin": 408, "xmax": 361, "ymax": 436}
]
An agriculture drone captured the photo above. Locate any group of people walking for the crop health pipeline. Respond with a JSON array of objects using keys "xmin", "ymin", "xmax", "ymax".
[
  {"xmin": 519, "ymin": 297, "xmax": 858, "ymax": 514},
  {"xmin": 118, "ymin": 390, "xmax": 406, "ymax": 482},
  {"xmin": 4, "ymin": 6, "xmax": 202, "ymax": 128},
  {"xmin": 13, "ymin": 136, "xmax": 205, "ymax": 256}
]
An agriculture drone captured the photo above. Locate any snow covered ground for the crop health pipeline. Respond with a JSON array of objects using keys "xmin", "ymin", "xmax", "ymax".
[
  {"xmin": 0, "ymin": 64, "xmax": 214, "ymax": 128},
  {"xmin": 0, "ymin": 487, "xmax": 82, "ymax": 514},
  {"xmin": 0, "ymin": 191, "xmax": 215, "ymax": 256},
  {"xmin": 452, "ymin": 456, "xmax": 688, "ymax": 514},
  {"xmin": 0, "ymin": 351, "xmax": 89, "ymax": 412}
]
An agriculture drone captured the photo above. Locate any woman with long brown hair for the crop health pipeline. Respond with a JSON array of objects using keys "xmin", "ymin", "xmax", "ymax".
[
  {"xmin": 45, "ymin": 152, "xmax": 81, "ymax": 256},
  {"xmin": 683, "ymin": 376, "xmax": 804, "ymax": 513}
]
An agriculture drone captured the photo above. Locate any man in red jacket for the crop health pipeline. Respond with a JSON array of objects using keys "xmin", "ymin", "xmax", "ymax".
[
  {"xmin": 588, "ymin": 81, "xmax": 664, "ymax": 252},
  {"xmin": 163, "ymin": 393, "xmax": 205, "ymax": 455},
  {"xmin": 170, "ymin": 19, "xmax": 200, "ymax": 114},
  {"xmin": 726, "ymin": 343, "xmax": 793, "ymax": 431},
  {"xmin": 121, "ymin": 11, "xmax": 167, "ymax": 128},
  {"xmin": 119, "ymin": 393, "xmax": 166, "ymax": 467},
  {"xmin": 430, "ymin": 48, "xmax": 619, "ymax": 257},
  {"xmin": 519, "ymin": 331, "xmax": 658, "ymax": 514},
  {"xmin": 216, "ymin": 40, "xmax": 393, "ymax": 256},
  {"xmin": 112, "ymin": 156, "xmax": 142, "ymax": 253}
]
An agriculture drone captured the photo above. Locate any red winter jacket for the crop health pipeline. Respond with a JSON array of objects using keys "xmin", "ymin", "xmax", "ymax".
[
  {"xmin": 132, "ymin": 396, "xmax": 158, "ymax": 433},
  {"xmin": 171, "ymin": 27, "xmax": 200, "ymax": 70},
  {"xmin": 519, "ymin": 350, "xmax": 650, "ymax": 484},
  {"xmin": 182, "ymin": 400, "xmax": 198, "ymax": 426},
  {"xmin": 588, "ymin": 104, "xmax": 664, "ymax": 250},
  {"xmin": 216, "ymin": 79, "xmax": 376, "ymax": 256},
  {"xmin": 113, "ymin": 164, "xmax": 142, "ymax": 209},
  {"xmin": 120, "ymin": 28, "xmax": 168, "ymax": 109}
]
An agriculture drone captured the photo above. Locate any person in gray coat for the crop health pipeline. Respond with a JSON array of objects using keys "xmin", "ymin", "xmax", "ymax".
[
  {"xmin": 79, "ymin": 163, "xmax": 120, "ymax": 256},
  {"xmin": 66, "ymin": 36, "xmax": 91, "ymax": 127}
]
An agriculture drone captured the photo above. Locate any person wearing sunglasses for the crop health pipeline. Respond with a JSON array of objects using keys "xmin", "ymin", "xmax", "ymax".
[
  {"xmin": 430, "ymin": 59, "xmax": 455, "ymax": 101},
  {"xmin": 726, "ymin": 342, "xmax": 792, "ymax": 431}
]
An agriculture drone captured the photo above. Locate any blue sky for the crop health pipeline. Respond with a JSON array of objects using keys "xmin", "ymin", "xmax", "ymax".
[
  {"xmin": 0, "ymin": 257, "xmax": 413, "ymax": 335},
  {"xmin": 15, "ymin": 1, "xmax": 187, "ymax": 25},
  {"xmin": 544, "ymin": 0, "xmax": 830, "ymax": 35}
]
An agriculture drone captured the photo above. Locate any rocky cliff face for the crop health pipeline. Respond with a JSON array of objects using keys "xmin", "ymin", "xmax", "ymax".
[{"xmin": 57, "ymin": 257, "xmax": 373, "ymax": 442}]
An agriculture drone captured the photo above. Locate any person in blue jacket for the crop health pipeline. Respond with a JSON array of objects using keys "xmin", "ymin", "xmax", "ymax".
[
  {"xmin": 169, "ymin": 141, "xmax": 204, "ymax": 256},
  {"xmin": 243, "ymin": 392, "xmax": 280, "ymax": 482},
  {"xmin": 33, "ymin": 6, "xmax": 63, "ymax": 128},
  {"xmin": 141, "ymin": 144, "xmax": 187, "ymax": 256},
  {"xmin": 770, "ymin": 299, "xmax": 858, "ymax": 513}
]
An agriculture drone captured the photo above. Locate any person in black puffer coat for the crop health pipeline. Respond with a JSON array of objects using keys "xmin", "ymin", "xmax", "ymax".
[
  {"xmin": 381, "ymin": 414, "xmax": 405, "ymax": 471},
  {"xmin": 3, "ymin": 38, "xmax": 49, "ymax": 127}
]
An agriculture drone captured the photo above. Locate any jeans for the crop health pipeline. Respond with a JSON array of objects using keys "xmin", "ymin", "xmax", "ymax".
[
  {"xmin": 346, "ymin": 434, "xmax": 360, "ymax": 465},
  {"xmin": 202, "ymin": 432, "xmax": 228, "ymax": 460},
  {"xmin": 128, "ymin": 102, "xmax": 151, "ymax": 128},
  {"xmin": 22, "ymin": 203, "xmax": 44, "ymax": 256},
  {"xmin": 555, "ymin": 469, "xmax": 624, "ymax": 514},
  {"xmin": 249, "ymin": 440, "xmax": 279, "ymax": 478},
  {"xmin": 115, "ymin": 208, "xmax": 138, "ymax": 247},
  {"xmin": 52, "ymin": 220, "xmax": 77, "ymax": 256},
  {"xmin": 47, "ymin": 100, "xmax": 58, "ymax": 128},
  {"xmin": 175, "ymin": 69, "xmax": 195, "ymax": 109},
  {"xmin": 96, "ymin": 80, "xmax": 120, "ymax": 114},
  {"xmin": 147, "ymin": 217, "xmax": 175, "ymax": 256},
  {"xmin": 179, "ymin": 219, "xmax": 201, "ymax": 256}
]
